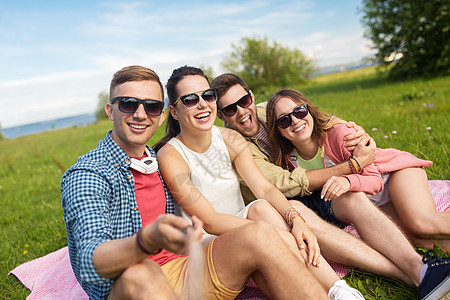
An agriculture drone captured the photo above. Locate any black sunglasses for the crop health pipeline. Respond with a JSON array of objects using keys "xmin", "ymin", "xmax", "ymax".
[
  {"xmin": 173, "ymin": 88, "xmax": 217, "ymax": 108},
  {"xmin": 111, "ymin": 97, "xmax": 164, "ymax": 116},
  {"xmin": 276, "ymin": 104, "xmax": 309, "ymax": 129},
  {"xmin": 219, "ymin": 91, "xmax": 253, "ymax": 117}
]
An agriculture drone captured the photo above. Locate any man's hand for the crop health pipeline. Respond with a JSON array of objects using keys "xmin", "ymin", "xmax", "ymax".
[
  {"xmin": 353, "ymin": 135, "xmax": 376, "ymax": 168},
  {"xmin": 344, "ymin": 121, "xmax": 366, "ymax": 151},
  {"xmin": 290, "ymin": 217, "xmax": 320, "ymax": 267},
  {"xmin": 143, "ymin": 214, "xmax": 203, "ymax": 255},
  {"xmin": 321, "ymin": 176, "xmax": 350, "ymax": 201}
]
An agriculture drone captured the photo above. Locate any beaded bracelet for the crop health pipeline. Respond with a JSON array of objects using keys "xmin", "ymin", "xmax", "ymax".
[
  {"xmin": 284, "ymin": 206, "xmax": 296, "ymax": 222},
  {"xmin": 288, "ymin": 212, "xmax": 306, "ymax": 227},
  {"xmin": 136, "ymin": 228, "xmax": 162, "ymax": 255}
]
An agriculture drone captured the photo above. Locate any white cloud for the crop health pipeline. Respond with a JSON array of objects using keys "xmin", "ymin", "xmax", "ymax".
[
  {"xmin": 289, "ymin": 29, "xmax": 374, "ymax": 67},
  {"xmin": 0, "ymin": 1, "xmax": 373, "ymax": 129}
]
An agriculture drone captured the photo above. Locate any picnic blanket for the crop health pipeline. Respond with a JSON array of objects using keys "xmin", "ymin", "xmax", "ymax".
[{"xmin": 9, "ymin": 180, "xmax": 450, "ymax": 300}]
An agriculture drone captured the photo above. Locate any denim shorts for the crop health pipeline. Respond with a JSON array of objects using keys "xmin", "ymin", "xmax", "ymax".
[{"xmin": 290, "ymin": 190, "xmax": 349, "ymax": 229}]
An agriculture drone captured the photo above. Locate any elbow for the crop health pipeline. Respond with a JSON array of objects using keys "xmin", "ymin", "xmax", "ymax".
[{"xmin": 200, "ymin": 216, "xmax": 218, "ymax": 235}]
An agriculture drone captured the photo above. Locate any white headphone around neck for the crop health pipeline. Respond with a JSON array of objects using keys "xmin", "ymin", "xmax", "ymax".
[{"xmin": 129, "ymin": 148, "xmax": 158, "ymax": 174}]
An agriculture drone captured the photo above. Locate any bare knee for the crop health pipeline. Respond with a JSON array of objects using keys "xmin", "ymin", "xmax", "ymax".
[
  {"xmin": 242, "ymin": 221, "xmax": 281, "ymax": 252},
  {"xmin": 404, "ymin": 215, "xmax": 440, "ymax": 237},
  {"xmin": 333, "ymin": 192, "xmax": 374, "ymax": 222},
  {"xmin": 248, "ymin": 200, "xmax": 277, "ymax": 220},
  {"xmin": 337, "ymin": 192, "xmax": 368, "ymax": 208},
  {"xmin": 110, "ymin": 260, "xmax": 174, "ymax": 299}
]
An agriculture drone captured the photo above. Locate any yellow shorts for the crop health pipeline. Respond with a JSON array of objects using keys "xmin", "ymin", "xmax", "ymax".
[{"xmin": 161, "ymin": 238, "xmax": 242, "ymax": 299}]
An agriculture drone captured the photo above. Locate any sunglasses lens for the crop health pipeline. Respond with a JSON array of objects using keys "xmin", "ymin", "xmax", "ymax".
[
  {"xmin": 144, "ymin": 101, "xmax": 164, "ymax": 116},
  {"xmin": 276, "ymin": 115, "xmax": 292, "ymax": 129},
  {"xmin": 293, "ymin": 105, "xmax": 308, "ymax": 119},
  {"xmin": 119, "ymin": 98, "xmax": 139, "ymax": 113},
  {"xmin": 221, "ymin": 92, "xmax": 252, "ymax": 117},
  {"xmin": 182, "ymin": 94, "xmax": 200, "ymax": 108},
  {"xmin": 238, "ymin": 94, "xmax": 252, "ymax": 108},
  {"xmin": 202, "ymin": 89, "xmax": 217, "ymax": 103},
  {"xmin": 221, "ymin": 106, "xmax": 237, "ymax": 117}
]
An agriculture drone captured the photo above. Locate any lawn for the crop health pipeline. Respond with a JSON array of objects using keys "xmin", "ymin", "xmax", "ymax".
[{"xmin": 0, "ymin": 66, "xmax": 448, "ymax": 299}]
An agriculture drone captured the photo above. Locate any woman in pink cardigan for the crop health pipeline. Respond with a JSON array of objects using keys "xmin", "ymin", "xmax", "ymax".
[{"xmin": 265, "ymin": 88, "xmax": 450, "ymax": 250}]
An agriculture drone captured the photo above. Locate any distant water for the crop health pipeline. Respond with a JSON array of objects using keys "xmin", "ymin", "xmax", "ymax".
[{"xmin": 1, "ymin": 113, "xmax": 97, "ymax": 139}]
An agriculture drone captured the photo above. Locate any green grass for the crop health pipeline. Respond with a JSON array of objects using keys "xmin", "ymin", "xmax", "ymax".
[{"xmin": 1, "ymin": 67, "xmax": 449, "ymax": 299}]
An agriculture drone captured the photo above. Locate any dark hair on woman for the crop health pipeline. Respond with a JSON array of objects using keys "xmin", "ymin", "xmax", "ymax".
[
  {"xmin": 266, "ymin": 88, "xmax": 343, "ymax": 170},
  {"xmin": 153, "ymin": 65, "xmax": 209, "ymax": 152}
]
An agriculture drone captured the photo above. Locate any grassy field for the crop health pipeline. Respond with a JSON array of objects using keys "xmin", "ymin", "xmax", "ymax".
[{"xmin": 0, "ymin": 67, "xmax": 448, "ymax": 299}]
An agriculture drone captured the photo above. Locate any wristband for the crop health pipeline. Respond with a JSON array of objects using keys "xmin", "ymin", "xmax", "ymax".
[
  {"xmin": 288, "ymin": 212, "xmax": 306, "ymax": 227},
  {"xmin": 349, "ymin": 157, "xmax": 361, "ymax": 173},
  {"xmin": 348, "ymin": 158, "xmax": 354, "ymax": 174},
  {"xmin": 348, "ymin": 157, "xmax": 361, "ymax": 174},
  {"xmin": 136, "ymin": 228, "xmax": 162, "ymax": 255},
  {"xmin": 284, "ymin": 206, "xmax": 296, "ymax": 222},
  {"xmin": 352, "ymin": 157, "xmax": 361, "ymax": 172}
]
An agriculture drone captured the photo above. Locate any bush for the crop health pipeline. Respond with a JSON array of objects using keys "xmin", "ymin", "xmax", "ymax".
[
  {"xmin": 221, "ymin": 36, "xmax": 316, "ymax": 91},
  {"xmin": 95, "ymin": 91, "xmax": 109, "ymax": 121}
]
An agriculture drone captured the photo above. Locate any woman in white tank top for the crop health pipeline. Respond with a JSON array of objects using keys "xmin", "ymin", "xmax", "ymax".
[{"xmin": 154, "ymin": 66, "xmax": 366, "ymax": 299}]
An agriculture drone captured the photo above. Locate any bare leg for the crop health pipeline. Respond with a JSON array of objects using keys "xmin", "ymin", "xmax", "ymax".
[
  {"xmin": 333, "ymin": 192, "xmax": 423, "ymax": 286},
  {"xmin": 288, "ymin": 200, "xmax": 415, "ymax": 284},
  {"xmin": 380, "ymin": 202, "xmax": 450, "ymax": 250},
  {"xmin": 247, "ymin": 201, "xmax": 341, "ymax": 291},
  {"xmin": 212, "ymin": 221, "xmax": 329, "ymax": 299},
  {"xmin": 387, "ymin": 168, "xmax": 450, "ymax": 245},
  {"xmin": 108, "ymin": 259, "xmax": 177, "ymax": 300}
]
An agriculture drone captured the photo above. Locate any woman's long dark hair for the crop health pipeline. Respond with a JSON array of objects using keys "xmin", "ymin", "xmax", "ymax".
[{"xmin": 153, "ymin": 65, "xmax": 209, "ymax": 152}]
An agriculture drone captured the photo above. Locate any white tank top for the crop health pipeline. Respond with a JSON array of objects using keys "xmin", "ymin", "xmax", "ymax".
[{"xmin": 167, "ymin": 126, "xmax": 245, "ymax": 219}]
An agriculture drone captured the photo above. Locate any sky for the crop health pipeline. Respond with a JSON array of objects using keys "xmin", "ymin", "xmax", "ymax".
[{"xmin": 0, "ymin": 0, "xmax": 374, "ymax": 128}]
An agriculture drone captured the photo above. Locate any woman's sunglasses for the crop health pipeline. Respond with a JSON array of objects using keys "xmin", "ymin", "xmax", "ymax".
[
  {"xmin": 219, "ymin": 91, "xmax": 253, "ymax": 117},
  {"xmin": 276, "ymin": 104, "xmax": 309, "ymax": 129},
  {"xmin": 173, "ymin": 88, "xmax": 217, "ymax": 108},
  {"xmin": 110, "ymin": 97, "xmax": 164, "ymax": 116}
]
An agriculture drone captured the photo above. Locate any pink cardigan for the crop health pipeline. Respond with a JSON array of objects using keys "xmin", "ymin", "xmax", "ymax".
[{"xmin": 322, "ymin": 124, "xmax": 433, "ymax": 195}]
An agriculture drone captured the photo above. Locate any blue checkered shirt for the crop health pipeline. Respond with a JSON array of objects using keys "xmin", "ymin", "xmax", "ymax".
[{"xmin": 61, "ymin": 132, "xmax": 178, "ymax": 299}]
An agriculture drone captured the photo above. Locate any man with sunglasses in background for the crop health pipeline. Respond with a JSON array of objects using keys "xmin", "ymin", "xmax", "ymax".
[
  {"xmin": 61, "ymin": 65, "xmax": 331, "ymax": 299},
  {"xmin": 211, "ymin": 73, "xmax": 450, "ymax": 299}
]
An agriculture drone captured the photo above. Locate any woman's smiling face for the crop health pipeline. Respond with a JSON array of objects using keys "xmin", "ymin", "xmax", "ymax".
[
  {"xmin": 171, "ymin": 75, "xmax": 217, "ymax": 133},
  {"xmin": 274, "ymin": 96, "xmax": 314, "ymax": 145}
]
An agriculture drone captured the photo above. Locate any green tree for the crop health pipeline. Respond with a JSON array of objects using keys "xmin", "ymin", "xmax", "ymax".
[
  {"xmin": 221, "ymin": 37, "xmax": 316, "ymax": 91},
  {"xmin": 361, "ymin": 0, "xmax": 450, "ymax": 78},
  {"xmin": 199, "ymin": 64, "xmax": 214, "ymax": 81},
  {"xmin": 0, "ymin": 121, "xmax": 3, "ymax": 140},
  {"xmin": 95, "ymin": 91, "xmax": 109, "ymax": 121}
]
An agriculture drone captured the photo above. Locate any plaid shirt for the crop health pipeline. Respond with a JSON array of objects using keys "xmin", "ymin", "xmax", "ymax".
[{"xmin": 61, "ymin": 132, "xmax": 177, "ymax": 299}]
